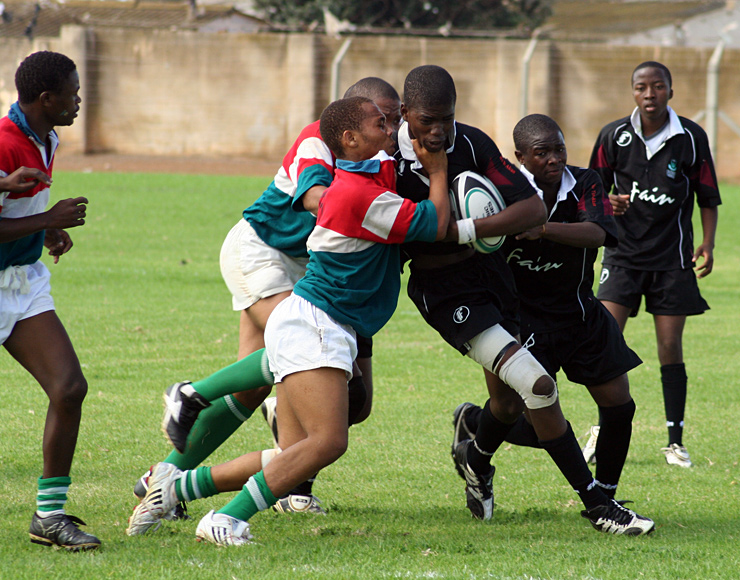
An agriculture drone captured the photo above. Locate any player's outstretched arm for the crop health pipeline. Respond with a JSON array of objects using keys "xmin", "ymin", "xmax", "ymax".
[
  {"xmin": 694, "ymin": 206, "xmax": 718, "ymax": 278},
  {"xmin": 475, "ymin": 194, "xmax": 546, "ymax": 240},
  {"xmin": 412, "ymin": 138, "xmax": 449, "ymax": 240},
  {"xmin": 0, "ymin": 166, "xmax": 52, "ymax": 193},
  {"xmin": 0, "ymin": 196, "xmax": 88, "ymax": 244},
  {"xmin": 517, "ymin": 221, "xmax": 606, "ymax": 248}
]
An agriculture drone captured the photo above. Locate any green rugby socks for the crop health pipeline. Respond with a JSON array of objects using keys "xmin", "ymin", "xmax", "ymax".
[
  {"xmin": 192, "ymin": 348, "xmax": 273, "ymax": 401},
  {"xmin": 36, "ymin": 476, "xmax": 71, "ymax": 516},
  {"xmin": 217, "ymin": 470, "xmax": 277, "ymax": 522},
  {"xmin": 165, "ymin": 395, "xmax": 254, "ymax": 470}
]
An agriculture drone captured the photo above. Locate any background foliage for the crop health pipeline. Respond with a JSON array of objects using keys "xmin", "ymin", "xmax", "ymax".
[{"xmin": 253, "ymin": 0, "xmax": 553, "ymax": 31}]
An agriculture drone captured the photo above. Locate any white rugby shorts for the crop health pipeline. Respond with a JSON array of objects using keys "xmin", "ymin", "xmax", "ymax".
[
  {"xmin": 264, "ymin": 293, "xmax": 357, "ymax": 383},
  {"xmin": 0, "ymin": 261, "xmax": 55, "ymax": 345},
  {"xmin": 219, "ymin": 219, "xmax": 309, "ymax": 311}
]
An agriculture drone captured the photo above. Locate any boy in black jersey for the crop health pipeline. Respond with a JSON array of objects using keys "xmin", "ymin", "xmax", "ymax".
[
  {"xmin": 453, "ymin": 114, "xmax": 648, "ymax": 508},
  {"xmin": 397, "ymin": 66, "xmax": 653, "ymax": 535},
  {"xmin": 589, "ymin": 61, "xmax": 721, "ymax": 468}
]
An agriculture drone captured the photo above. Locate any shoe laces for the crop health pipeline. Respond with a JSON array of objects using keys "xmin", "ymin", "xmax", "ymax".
[{"xmin": 603, "ymin": 500, "xmax": 636, "ymax": 525}]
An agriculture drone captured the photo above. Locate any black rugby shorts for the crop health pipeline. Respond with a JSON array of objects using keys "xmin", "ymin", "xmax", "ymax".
[
  {"xmin": 597, "ymin": 265, "xmax": 709, "ymax": 317},
  {"xmin": 521, "ymin": 301, "xmax": 641, "ymax": 387},
  {"xmin": 407, "ymin": 252, "xmax": 519, "ymax": 354}
]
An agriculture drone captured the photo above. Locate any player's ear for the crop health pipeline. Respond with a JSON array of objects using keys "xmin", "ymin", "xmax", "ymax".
[
  {"xmin": 342, "ymin": 129, "xmax": 358, "ymax": 150},
  {"xmin": 668, "ymin": 87, "xmax": 674, "ymax": 101},
  {"xmin": 400, "ymin": 103, "xmax": 408, "ymax": 121},
  {"xmin": 39, "ymin": 91, "xmax": 54, "ymax": 106},
  {"xmin": 514, "ymin": 149, "xmax": 525, "ymax": 165}
]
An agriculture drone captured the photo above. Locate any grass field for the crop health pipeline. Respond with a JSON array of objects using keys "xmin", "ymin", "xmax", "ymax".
[{"xmin": 1, "ymin": 170, "xmax": 738, "ymax": 579}]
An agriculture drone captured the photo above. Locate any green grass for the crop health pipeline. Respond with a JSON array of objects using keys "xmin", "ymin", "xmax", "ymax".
[{"xmin": 1, "ymin": 171, "xmax": 738, "ymax": 579}]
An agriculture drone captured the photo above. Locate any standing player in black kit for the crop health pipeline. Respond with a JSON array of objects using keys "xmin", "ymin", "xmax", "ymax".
[
  {"xmin": 453, "ymin": 114, "xmax": 650, "ymax": 513},
  {"xmin": 588, "ymin": 61, "xmax": 721, "ymax": 468},
  {"xmin": 396, "ymin": 66, "xmax": 653, "ymax": 535}
]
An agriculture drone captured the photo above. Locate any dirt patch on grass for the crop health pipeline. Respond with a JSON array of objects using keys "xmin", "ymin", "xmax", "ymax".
[{"xmin": 54, "ymin": 152, "xmax": 280, "ymax": 177}]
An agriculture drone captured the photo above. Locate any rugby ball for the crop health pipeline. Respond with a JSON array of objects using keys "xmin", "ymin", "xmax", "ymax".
[{"xmin": 450, "ymin": 171, "xmax": 506, "ymax": 253}]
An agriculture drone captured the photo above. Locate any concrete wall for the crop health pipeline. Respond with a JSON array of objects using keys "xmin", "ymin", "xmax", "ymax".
[{"xmin": 1, "ymin": 26, "xmax": 739, "ymax": 180}]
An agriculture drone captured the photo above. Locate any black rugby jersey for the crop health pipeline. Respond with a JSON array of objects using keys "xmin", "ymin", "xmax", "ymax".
[
  {"xmin": 394, "ymin": 121, "xmax": 536, "ymax": 259},
  {"xmin": 503, "ymin": 166, "xmax": 617, "ymax": 333},
  {"xmin": 590, "ymin": 108, "xmax": 721, "ymax": 271}
]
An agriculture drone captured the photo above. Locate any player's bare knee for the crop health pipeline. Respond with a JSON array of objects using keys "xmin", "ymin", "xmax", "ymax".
[
  {"xmin": 48, "ymin": 375, "xmax": 88, "ymax": 409},
  {"xmin": 316, "ymin": 431, "xmax": 349, "ymax": 466},
  {"xmin": 532, "ymin": 375, "xmax": 556, "ymax": 397}
]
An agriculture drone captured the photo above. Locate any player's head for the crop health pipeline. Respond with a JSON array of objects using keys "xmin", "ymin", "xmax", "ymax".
[
  {"xmin": 15, "ymin": 51, "xmax": 80, "ymax": 127},
  {"xmin": 320, "ymin": 96, "xmax": 394, "ymax": 161},
  {"xmin": 630, "ymin": 61, "xmax": 673, "ymax": 124},
  {"xmin": 632, "ymin": 61, "xmax": 672, "ymax": 89},
  {"xmin": 401, "ymin": 65, "xmax": 456, "ymax": 153},
  {"xmin": 344, "ymin": 77, "xmax": 402, "ymax": 132},
  {"xmin": 513, "ymin": 114, "xmax": 566, "ymax": 190}
]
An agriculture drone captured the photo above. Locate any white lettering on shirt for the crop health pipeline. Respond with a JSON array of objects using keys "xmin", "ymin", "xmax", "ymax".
[
  {"xmin": 629, "ymin": 181, "xmax": 675, "ymax": 205},
  {"xmin": 506, "ymin": 247, "xmax": 563, "ymax": 272}
]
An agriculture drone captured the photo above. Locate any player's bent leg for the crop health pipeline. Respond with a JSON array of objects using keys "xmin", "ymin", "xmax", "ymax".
[
  {"xmin": 263, "ymin": 369, "xmax": 349, "ymax": 497},
  {"xmin": 5, "ymin": 312, "xmax": 88, "ymax": 478},
  {"xmin": 5, "ymin": 312, "xmax": 101, "ymax": 550},
  {"xmin": 198, "ymin": 369, "xmax": 349, "ymax": 543}
]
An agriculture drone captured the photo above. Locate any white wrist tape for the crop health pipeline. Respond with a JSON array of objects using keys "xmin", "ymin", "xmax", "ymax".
[{"xmin": 457, "ymin": 218, "xmax": 477, "ymax": 245}]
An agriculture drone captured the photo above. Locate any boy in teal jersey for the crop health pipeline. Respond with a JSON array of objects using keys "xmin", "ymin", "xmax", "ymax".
[
  {"xmin": 127, "ymin": 96, "xmax": 449, "ymax": 545},
  {"xmin": 133, "ymin": 79, "xmax": 402, "ymax": 516}
]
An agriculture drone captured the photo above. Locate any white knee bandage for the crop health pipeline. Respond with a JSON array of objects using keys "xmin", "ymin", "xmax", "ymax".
[
  {"xmin": 466, "ymin": 325, "xmax": 518, "ymax": 372},
  {"xmin": 496, "ymin": 347, "xmax": 558, "ymax": 410},
  {"xmin": 261, "ymin": 447, "xmax": 281, "ymax": 469}
]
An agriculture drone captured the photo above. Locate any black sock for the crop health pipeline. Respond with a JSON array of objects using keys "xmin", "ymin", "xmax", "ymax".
[
  {"xmin": 661, "ymin": 363, "xmax": 687, "ymax": 446},
  {"xmin": 464, "ymin": 404, "xmax": 483, "ymax": 435},
  {"xmin": 504, "ymin": 415, "xmax": 541, "ymax": 448},
  {"xmin": 287, "ymin": 475, "xmax": 316, "ymax": 497},
  {"xmin": 540, "ymin": 422, "xmax": 608, "ymax": 510},
  {"xmin": 347, "ymin": 375, "xmax": 367, "ymax": 426},
  {"xmin": 467, "ymin": 401, "xmax": 515, "ymax": 474},
  {"xmin": 594, "ymin": 400, "xmax": 636, "ymax": 499}
]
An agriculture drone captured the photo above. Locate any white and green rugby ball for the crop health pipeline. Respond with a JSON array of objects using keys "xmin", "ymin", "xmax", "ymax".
[{"xmin": 450, "ymin": 170, "xmax": 507, "ymax": 253}]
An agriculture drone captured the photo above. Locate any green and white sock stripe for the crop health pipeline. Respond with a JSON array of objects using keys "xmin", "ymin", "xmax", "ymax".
[
  {"xmin": 245, "ymin": 477, "xmax": 269, "ymax": 511},
  {"xmin": 259, "ymin": 349, "xmax": 274, "ymax": 385},
  {"xmin": 217, "ymin": 470, "xmax": 278, "ymax": 522},
  {"xmin": 175, "ymin": 467, "xmax": 218, "ymax": 502},
  {"xmin": 36, "ymin": 476, "xmax": 71, "ymax": 513},
  {"xmin": 224, "ymin": 394, "xmax": 251, "ymax": 422}
]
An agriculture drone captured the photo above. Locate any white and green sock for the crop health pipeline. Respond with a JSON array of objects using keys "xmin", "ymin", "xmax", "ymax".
[
  {"xmin": 36, "ymin": 476, "xmax": 71, "ymax": 517},
  {"xmin": 174, "ymin": 466, "xmax": 219, "ymax": 503},
  {"xmin": 217, "ymin": 470, "xmax": 277, "ymax": 522}
]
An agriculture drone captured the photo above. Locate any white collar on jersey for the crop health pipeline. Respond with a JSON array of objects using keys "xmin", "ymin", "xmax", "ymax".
[
  {"xmin": 519, "ymin": 164, "xmax": 577, "ymax": 217},
  {"xmin": 397, "ymin": 121, "xmax": 457, "ymax": 169},
  {"xmin": 630, "ymin": 105, "xmax": 684, "ymax": 142}
]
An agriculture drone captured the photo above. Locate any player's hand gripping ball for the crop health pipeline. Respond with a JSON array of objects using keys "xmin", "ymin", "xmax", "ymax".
[{"xmin": 449, "ymin": 171, "xmax": 507, "ymax": 253}]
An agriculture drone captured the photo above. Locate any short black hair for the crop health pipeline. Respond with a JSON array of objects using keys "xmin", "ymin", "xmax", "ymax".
[
  {"xmin": 403, "ymin": 65, "xmax": 456, "ymax": 110},
  {"xmin": 343, "ymin": 77, "xmax": 400, "ymax": 103},
  {"xmin": 513, "ymin": 114, "xmax": 563, "ymax": 152},
  {"xmin": 15, "ymin": 51, "xmax": 77, "ymax": 104},
  {"xmin": 320, "ymin": 96, "xmax": 374, "ymax": 159},
  {"xmin": 632, "ymin": 61, "xmax": 672, "ymax": 88}
]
